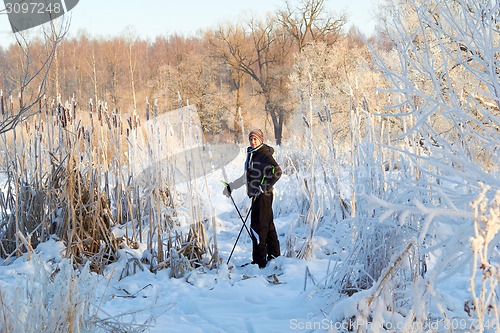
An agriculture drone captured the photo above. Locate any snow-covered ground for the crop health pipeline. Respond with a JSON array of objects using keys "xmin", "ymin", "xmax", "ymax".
[
  {"xmin": 0, "ymin": 146, "xmax": 497, "ymax": 333},
  {"xmin": 0, "ymin": 149, "xmax": 343, "ymax": 333}
]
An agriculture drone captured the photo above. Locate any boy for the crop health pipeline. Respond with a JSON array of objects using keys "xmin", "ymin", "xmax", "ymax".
[{"xmin": 224, "ymin": 129, "xmax": 282, "ymax": 268}]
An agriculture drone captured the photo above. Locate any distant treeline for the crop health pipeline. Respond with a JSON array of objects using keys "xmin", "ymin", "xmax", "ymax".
[{"xmin": 0, "ymin": 0, "xmax": 385, "ymax": 144}]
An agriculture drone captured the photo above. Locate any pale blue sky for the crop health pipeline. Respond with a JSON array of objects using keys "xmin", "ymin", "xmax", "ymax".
[{"xmin": 0, "ymin": 0, "xmax": 377, "ymax": 48}]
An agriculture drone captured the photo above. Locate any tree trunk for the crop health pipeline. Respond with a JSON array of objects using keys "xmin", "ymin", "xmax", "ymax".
[{"xmin": 264, "ymin": 96, "xmax": 283, "ymax": 145}]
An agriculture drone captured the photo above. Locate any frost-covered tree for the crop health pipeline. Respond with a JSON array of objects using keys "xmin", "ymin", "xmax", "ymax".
[
  {"xmin": 347, "ymin": 0, "xmax": 500, "ymax": 330},
  {"xmin": 289, "ymin": 36, "xmax": 385, "ymax": 146},
  {"xmin": 297, "ymin": 0, "xmax": 499, "ymax": 330}
]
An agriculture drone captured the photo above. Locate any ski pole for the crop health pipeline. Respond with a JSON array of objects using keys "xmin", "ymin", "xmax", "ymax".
[
  {"xmin": 221, "ymin": 181, "xmax": 252, "ymax": 238},
  {"xmin": 226, "ymin": 205, "xmax": 252, "ymax": 265}
]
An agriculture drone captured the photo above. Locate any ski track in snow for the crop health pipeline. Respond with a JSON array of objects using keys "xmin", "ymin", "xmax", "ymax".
[
  {"xmin": 102, "ymin": 152, "xmax": 340, "ymax": 333},
  {"xmin": 99, "ymin": 220, "xmax": 333, "ymax": 333}
]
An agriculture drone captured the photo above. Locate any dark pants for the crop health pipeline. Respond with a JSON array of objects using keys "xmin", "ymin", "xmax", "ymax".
[{"xmin": 250, "ymin": 192, "xmax": 280, "ymax": 268}]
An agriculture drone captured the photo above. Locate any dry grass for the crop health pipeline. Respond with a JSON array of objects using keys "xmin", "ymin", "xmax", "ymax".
[{"xmin": 0, "ymin": 97, "xmax": 214, "ymax": 275}]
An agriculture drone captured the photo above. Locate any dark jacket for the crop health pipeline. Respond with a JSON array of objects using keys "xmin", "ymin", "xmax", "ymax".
[
  {"xmin": 229, "ymin": 144, "xmax": 282, "ymax": 197},
  {"xmin": 245, "ymin": 144, "xmax": 281, "ymax": 197}
]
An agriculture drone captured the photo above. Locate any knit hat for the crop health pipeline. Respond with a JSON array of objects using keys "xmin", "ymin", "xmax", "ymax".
[{"xmin": 249, "ymin": 129, "xmax": 264, "ymax": 143}]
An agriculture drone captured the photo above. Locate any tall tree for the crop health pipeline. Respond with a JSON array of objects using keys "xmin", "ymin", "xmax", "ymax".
[
  {"xmin": 213, "ymin": 15, "xmax": 294, "ymax": 145},
  {"xmin": 277, "ymin": 0, "xmax": 347, "ymax": 52}
]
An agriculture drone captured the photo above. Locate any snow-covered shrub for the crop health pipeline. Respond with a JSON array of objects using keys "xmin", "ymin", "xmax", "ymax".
[
  {"xmin": 327, "ymin": 106, "xmax": 418, "ymax": 297},
  {"xmin": 287, "ymin": 0, "xmax": 499, "ymax": 330},
  {"xmin": 0, "ymin": 255, "xmax": 99, "ymax": 333},
  {"xmin": 469, "ymin": 186, "xmax": 499, "ymax": 330},
  {"xmin": 276, "ymin": 131, "xmax": 351, "ymax": 260},
  {"xmin": 338, "ymin": 0, "xmax": 500, "ymax": 330}
]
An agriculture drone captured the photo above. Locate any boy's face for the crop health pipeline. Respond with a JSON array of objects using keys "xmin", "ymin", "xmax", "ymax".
[{"xmin": 249, "ymin": 136, "xmax": 261, "ymax": 148}]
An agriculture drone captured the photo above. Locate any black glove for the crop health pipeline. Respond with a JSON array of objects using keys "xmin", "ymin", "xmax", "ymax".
[{"xmin": 223, "ymin": 183, "xmax": 232, "ymax": 197}]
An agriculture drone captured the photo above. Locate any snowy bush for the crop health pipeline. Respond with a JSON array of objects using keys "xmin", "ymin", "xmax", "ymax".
[
  {"xmin": 339, "ymin": 0, "xmax": 500, "ymax": 330},
  {"xmin": 286, "ymin": 0, "xmax": 500, "ymax": 331},
  {"xmin": 0, "ymin": 254, "xmax": 98, "ymax": 333}
]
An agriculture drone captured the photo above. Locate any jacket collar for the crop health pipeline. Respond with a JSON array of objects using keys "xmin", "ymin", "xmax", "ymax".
[{"xmin": 247, "ymin": 143, "xmax": 263, "ymax": 154}]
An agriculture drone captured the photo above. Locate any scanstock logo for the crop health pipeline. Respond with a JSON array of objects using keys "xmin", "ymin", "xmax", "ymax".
[
  {"xmin": 3, "ymin": 0, "xmax": 79, "ymax": 32},
  {"xmin": 132, "ymin": 106, "xmax": 241, "ymax": 225}
]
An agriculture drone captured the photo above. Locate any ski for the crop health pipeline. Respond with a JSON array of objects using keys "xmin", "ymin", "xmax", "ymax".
[{"xmin": 240, "ymin": 262, "xmax": 254, "ymax": 268}]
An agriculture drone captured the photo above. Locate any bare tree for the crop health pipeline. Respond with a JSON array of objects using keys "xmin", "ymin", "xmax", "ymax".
[
  {"xmin": 0, "ymin": 19, "xmax": 69, "ymax": 134},
  {"xmin": 213, "ymin": 15, "xmax": 294, "ymax": 144},
  {"xmin": 277, "ymin": 0, "xmax": 347, "ymax": 52}
]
